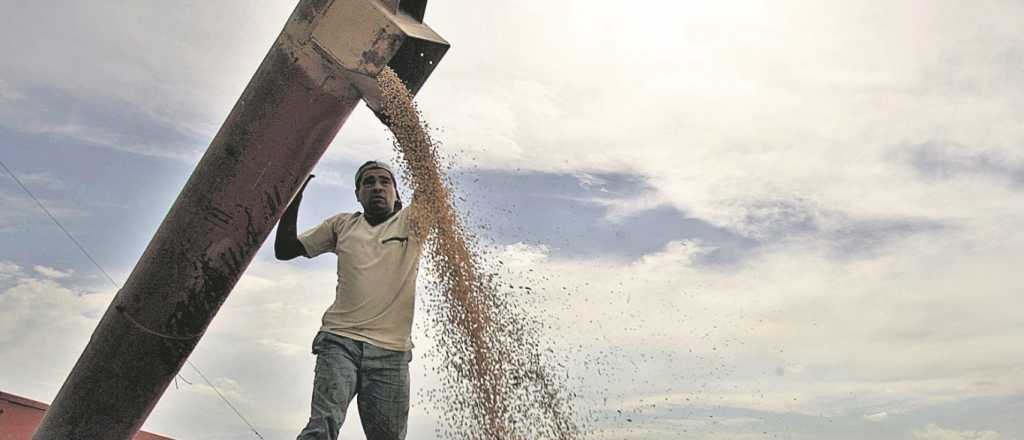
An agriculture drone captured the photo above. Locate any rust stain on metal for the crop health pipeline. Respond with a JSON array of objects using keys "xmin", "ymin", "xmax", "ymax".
[{"xmin": 360, "ymin": 27, "xmax": 404, "ymax": 70}]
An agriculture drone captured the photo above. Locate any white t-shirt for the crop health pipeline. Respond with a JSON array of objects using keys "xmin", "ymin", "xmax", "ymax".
[{"xmin": 298, "ymin": 205, "xmax": 421, "ymax": 351}]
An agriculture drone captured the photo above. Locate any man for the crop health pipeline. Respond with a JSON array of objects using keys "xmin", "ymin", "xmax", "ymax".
[{"xmin": 275, "ymin": 161, "xmax": 422, "ymax": 440}]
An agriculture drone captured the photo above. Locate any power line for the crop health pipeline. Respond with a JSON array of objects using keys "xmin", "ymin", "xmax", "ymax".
[
  {"xmin": 0, "ymin": 159, "xmax": 119, "ymax": 289},
  {"xmin": 187, "ymin": 360, "xmax": 266, "ymax": 440},
  {"xmin": 1, "ymin": 158, "xmax": 265, "ymax": 439}
]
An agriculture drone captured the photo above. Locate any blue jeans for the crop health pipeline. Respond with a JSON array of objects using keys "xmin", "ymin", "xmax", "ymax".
[{"xmin": 297, "ymin": 332, "xmax": 412, "ymax": 440}]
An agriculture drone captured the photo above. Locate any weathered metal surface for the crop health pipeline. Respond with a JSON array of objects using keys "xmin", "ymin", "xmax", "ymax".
[
  {"xmin": 33, "ymin": 1, "xmax": 447, "ymax": 439},
  {"xmin": 313, "ymin": 0, "xmax": 448, "ymax": 110},
  {"xmin": 312, "ymin": 0, "xmax": 403, "ymax": 75}
]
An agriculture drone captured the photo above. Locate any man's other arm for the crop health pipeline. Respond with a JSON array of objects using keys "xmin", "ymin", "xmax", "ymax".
[{"xmin": 275, "ymin": 175, "xmax": 313, "ymax": 260}]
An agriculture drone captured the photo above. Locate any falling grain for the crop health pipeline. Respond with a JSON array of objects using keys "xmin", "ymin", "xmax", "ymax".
[{"xmin": 377, "ymin": 67, "xmax": 583, "ymax": 440}]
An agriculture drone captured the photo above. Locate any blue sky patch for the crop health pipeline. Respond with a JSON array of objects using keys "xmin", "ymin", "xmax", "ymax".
[{"xmin": 450, "ymin": 169, "xmax": 759, "ymax": 263}]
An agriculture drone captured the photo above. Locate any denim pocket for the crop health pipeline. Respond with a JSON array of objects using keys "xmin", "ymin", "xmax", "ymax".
[{"xmin": 311, "ymin": 331, "xmax": 328, "ymax": 355}]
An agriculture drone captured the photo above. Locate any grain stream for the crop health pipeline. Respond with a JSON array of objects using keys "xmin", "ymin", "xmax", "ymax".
[{"xmin": 377, "ymin": 67, "xmax": 583, "ymax": 440}]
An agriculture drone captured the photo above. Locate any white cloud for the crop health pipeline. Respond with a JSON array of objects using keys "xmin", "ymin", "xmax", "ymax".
[
  {"xmin": 590, "ymin": 192, "xmax": 669, "ymax": 225},
  {"xmin": 0, "ymin": 78, "xmax": 22, "ymax": 101},
  {"xmin": 481, "ymin": 213, "xmax": 1024, "ymax": 422},
  {"xmin": 410, "ymin": 0, "xmax": 1024, "ymax": 241},
  {"xmin": 914, "ymin": 424, "xmax": 1003, "ymax": 440},
  {"xmin": 3, "ymin": 214, "xmax": 1023, "ymax": 439},
  {"xmin": 256, "ymin": 338, "xmax": 305, "ymax": 356},
  {"xmin": 3, "ymin": 1, "xmax": 1024, "ymax": 438},
  {"xmin": 864, "ymin": 411, "xmax": 889, "ymax": 422},
  {"xmin": 493, "ymin": 242, "xmax": 551, "ymax": 267},
  {"xmin": 0, "ymin": 260, "xmax": 21, "ymax": 279},
  {"xmin": 0, "ymin": 263, "xmax": 113, "ymax": 402},
  {"xmin": 0, "ymin": 259, "xmax": 345, "ymax": 439},
  {"xmin": 4, "ymin": 0, "xmax": 1023, "ymax": 249},
  {"xmin": 33, "ymin": 265, "xmax": 73, "ymax": 279},
  {"xmin": 4, "ymin": 2, "xmax": 1023, "ymax": 176},
  {"xmin": 0, "ymin": 2, "xmax": 296, "ymax": 160}
]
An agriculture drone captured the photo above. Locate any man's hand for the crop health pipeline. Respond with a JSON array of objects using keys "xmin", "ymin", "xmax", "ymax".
[{"xmin": 275, "ymin": 175, "xmax": 314, "ymax": 260}]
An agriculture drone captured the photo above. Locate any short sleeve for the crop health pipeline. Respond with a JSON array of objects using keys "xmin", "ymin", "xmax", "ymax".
[{"xmin": 298, "ymin": 214, "xmax": 345, "ymax": 258}]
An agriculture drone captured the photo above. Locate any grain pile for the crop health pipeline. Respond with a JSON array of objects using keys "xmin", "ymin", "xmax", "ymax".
[{"xmin": 377, "ymin": 67, "xmax": 583, "ymax": 440}]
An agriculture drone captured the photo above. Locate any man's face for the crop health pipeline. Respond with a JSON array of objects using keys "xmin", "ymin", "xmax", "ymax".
[{"xmin": 355, "ymin": 168, "xmax": 397, "ymax": 216}]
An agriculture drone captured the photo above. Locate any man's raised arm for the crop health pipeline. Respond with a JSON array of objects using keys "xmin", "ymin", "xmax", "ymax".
[{"xmin": 275, "ymin": 175, "xmax": 313, "ymax": 260}]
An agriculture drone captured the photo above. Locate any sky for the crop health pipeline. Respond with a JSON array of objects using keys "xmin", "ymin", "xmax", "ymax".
[{"xmin": 2, "ymin": 0, "xmax": 1023, "ymax": 439}]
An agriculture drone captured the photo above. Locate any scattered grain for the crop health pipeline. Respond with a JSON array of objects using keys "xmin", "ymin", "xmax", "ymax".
[{"xmin": 377, "ymin": 67, "xmax": 583, "ymax": 440}]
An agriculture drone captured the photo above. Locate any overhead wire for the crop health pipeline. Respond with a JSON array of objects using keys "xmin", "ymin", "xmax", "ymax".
[
  {"xmin": 0, "ymin": 159, "xmax": 119, "ymax": 289},
  {"xmin": 187, "ymin": 360, "xmax": 266, "ymax": 440},
  {"xmin": 1, "ymin": 158, "xmax": 266, "ymax": 439}
]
